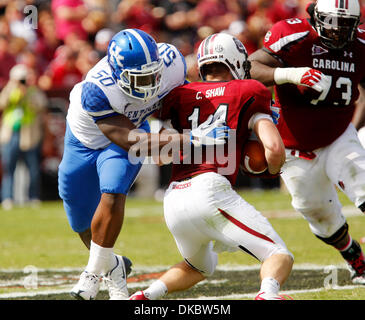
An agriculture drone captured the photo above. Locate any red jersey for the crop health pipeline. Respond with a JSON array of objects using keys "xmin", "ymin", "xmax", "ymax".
[
  {"xmin": 160, "ymin": 79, "xmax": 272, "ymax": 185},
  {"xmin": 263, "ymin": 18, "xmax": 365, "ymax": 151}
]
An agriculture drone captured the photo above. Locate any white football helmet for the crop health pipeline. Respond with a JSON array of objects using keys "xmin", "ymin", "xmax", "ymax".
[
  {"xmin": 314, "ymin": 0, "xmax": 361, "ymax": 49},
  {"xmin": 197, "ymin": 32, "xmax": 250, "ymax": 80}
]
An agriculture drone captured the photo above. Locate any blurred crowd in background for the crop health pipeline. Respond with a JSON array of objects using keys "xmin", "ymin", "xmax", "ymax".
[{"xmin": 0, "ymin": 0, "xmax": 364, "ymax": 204}]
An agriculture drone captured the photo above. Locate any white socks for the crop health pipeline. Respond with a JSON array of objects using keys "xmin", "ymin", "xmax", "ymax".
[
  {"xmin": 144, "ymin": 280, "xmax": 168, "ymax": 300},
  {"xmin": 260, "ymin": 277, "xmax": 280, "ymax": 295},
  {"xmin": 85, "ymin": 241, "xmax": 116, "ymax": 275}
]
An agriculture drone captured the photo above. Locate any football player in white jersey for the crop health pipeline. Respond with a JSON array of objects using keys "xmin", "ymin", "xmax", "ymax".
[{"xmin": 58, "ymin": 28, "xmax": 230, "ymax": 300}]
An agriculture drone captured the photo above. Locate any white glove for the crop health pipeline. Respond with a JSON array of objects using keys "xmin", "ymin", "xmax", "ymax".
[
  {"xmin": 274, "ymin": 67, "xmax": 331, "ymax": 93},
  {"xmin": 190, "ymin": 115, "xmax": 230, "ymax": 147}
]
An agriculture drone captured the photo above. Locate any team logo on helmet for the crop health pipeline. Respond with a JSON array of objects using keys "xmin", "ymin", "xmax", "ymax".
[
  {"xmin": 233, "ymin": 37, "xmax": 246, "ymax": 54},
  {"xmin": 215, "ymin": 44, "xmax": 224, "ymax": 53},
  {"xmin": 109, "ymin": 41, "xmax": 125, "ymax": 68}
]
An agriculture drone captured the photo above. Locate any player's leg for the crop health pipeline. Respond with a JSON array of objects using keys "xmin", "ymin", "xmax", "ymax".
[
  {"xmin": 199, "ymin": 173, "xmax": 293, "ymax": 300},
  {"xmin": 281, "ymin": 139, "xmax": 365, "ymax": 284},
  {"xmin": 257, "ymin": 254, "xmax": 294, "ymax": 300},
  {"xmin": 80, "ymin": 140, "xmax": 143, "ymax": 300},
  {"xmin": 130, "ymin": 178, "xmax": 216, "ymax": 300},
  {"xmin": 131, "ymin": 172, "xmax": 293, "ymax": 300},
  {"xmin": 158, "ymin": 260, "xmax": 206, "ymax": 293},
  {"xmin": 130, "ymin": 260, "xmax": 207, "ymax": 300},
  {"xmin": 90, "ymin": 192, "xmax": 126, "ymax": 247},
  {"xmin": 89, "ymin": 119, "xmax": 150, "ymax": 248},
  {"xmin": 58, "ymin": 123, "xmax": 101, "ymax": 238},
  {"xmin": 65, "ymin": 146, "xmax": 139, "ymax": 299},
  {"xmin": 325, "ymin": 124, "xmax": 365, "ymax": 283},
  {"xmin": 58, "ymin": 126, "xmax": 106, "ymax": 300}
]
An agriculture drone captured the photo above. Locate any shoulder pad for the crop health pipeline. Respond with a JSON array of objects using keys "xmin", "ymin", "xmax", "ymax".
[{"xmin": 264, "ymin": 18, "xmax": 311, "ymax": 53}]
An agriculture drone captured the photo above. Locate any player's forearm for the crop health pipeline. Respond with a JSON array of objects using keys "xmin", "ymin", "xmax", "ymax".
[
  {"xmin": 265, "ymin": 147, "xmax": 285, "ymax": 175},
  {"xmin": 249, "ymin": 49, "xmax": 282, "ymax": 86},
  {"xmin": 255, "ymin": 119, "xmax": 285, "ymax": 174},
  {"xmin": 98, "ymin": 127, "xmax": 187, "ymax": 157},
  {"xmin": 98, "ymin": 113, "xmax": 227, "ymax": 157},
  {"xmin": 128, "ymin": 131, "xmax": 190, "ymax": 157},
  {"xmin": 249, "ymin": 60, "xmax": 276, "ymax": 87},
  {"xmin": 250, "ymin": 60, "xmax": 312, "ymax": 88},
  {"xmin": 262, "ymin": 135, "xmax": 285, "ymax": 175}
]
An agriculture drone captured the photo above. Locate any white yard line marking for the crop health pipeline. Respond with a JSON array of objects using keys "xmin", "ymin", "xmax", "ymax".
[
  {"xmin": 0, "ymin": 263, "xmax": 358, "ymax": 299},
  {"xmin": 188, "ymin": 285, "xmax": 364, "ymax": 300}
]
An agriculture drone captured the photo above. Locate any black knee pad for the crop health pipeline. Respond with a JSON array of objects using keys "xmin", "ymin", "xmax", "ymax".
[{"xmin": 315, "ymin": 223, "xmax": 349, "ymax": 246}]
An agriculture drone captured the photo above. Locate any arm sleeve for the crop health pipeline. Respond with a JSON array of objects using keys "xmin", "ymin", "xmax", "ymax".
[
  {"xmin": 263, "ymin": 20, "xmax": 310, "ymax": 64},
  {"xmin": 81, "ymin": 82, "xmax": 119, "ymax": 122},
  {"xmin": 248, "ymin": 113, "xmax": 273, "ymax": 130}
]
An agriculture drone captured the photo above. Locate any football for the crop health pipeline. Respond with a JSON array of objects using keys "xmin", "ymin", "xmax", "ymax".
[
  {"xmin": 241, "ymin": 140, "xmax": 268, "ymax": 174},
  {"xmin": 297, "ymin": 85, "xmax": 321, "ymax": 102}
]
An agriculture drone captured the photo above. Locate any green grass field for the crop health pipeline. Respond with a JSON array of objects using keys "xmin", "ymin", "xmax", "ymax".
[{"xmin": 1, "ymin": 188, "xmax": 365, "ymax": 300}]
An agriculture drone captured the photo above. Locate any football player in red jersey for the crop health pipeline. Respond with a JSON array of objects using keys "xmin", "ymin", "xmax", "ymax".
[
  {"xmin": 248, "ymin": 0, "xmax": 365, "ymax": 284},
  {"xmin": 129, "ymin": 33, "xmax": 294, "ymax": 301}
]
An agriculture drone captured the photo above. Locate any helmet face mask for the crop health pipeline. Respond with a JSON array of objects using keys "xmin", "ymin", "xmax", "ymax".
[
  {"xmin": 117, "ymin": 59, "xmax": 163, "ymax": 101},
  {"xmin": 197, "ymin": 33, "xmax": 250, "ymax": 81},
  {"xmin": 314, "ymin": 0, "xmax": 361, "ymax": 50},
  {"xmin": 108, "ymin": 29, "xmax": 163, "ymax": 101}
]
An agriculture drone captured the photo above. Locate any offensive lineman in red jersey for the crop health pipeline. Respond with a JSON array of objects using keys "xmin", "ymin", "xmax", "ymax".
[
  {"xmin": 249, "ymin": 0, "xmax": 365, "ymax": 284},
  {"xmin": 130, "ymin": 33, "xmax": 294, "ymax": 301}
]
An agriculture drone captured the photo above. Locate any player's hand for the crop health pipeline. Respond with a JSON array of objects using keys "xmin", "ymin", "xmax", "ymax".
[
  {"xmin": 299, "ymin": 68, "xmax": 331, "ymax": 93},
  {"xmin": 190, "ymin": 115, "xmax": 230, "ymax": 147},
  {"xmin": 274, "ymin": 67, "xmax": 331, "ymax": 93}
]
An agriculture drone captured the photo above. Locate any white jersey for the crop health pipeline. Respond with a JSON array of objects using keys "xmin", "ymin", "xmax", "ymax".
[{"xmin": 67, "ymin": 43, "xmax": 186, "ymax": 149}]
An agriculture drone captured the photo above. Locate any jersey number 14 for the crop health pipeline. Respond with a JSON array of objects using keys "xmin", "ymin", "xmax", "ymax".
[{"xmin": 188, "ymin": 104, "xmax": 228, "ymax": 129}]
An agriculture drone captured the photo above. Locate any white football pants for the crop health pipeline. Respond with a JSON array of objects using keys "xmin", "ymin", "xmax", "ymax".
[
  {"xmin": 164, "ymin": 172, "xmax": 292, "ymax": 275},
  {"xmin": 281, "ymin": 123, "xmax": 365, "ymax": 239}
]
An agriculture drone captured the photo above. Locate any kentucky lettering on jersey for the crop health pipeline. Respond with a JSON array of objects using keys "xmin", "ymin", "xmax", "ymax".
[
  {"xmin": 124, "ymin": 102, "xmax": 161, "ymax": 123},
  {"xmin": 66, "ymin": 43, "xmax": 186, "ymax": 150}
]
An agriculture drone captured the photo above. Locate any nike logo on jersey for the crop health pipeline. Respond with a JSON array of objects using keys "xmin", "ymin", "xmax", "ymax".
[{"xmin": 313, "ymin": 58, "xmax": 355, "ymax": 72}]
